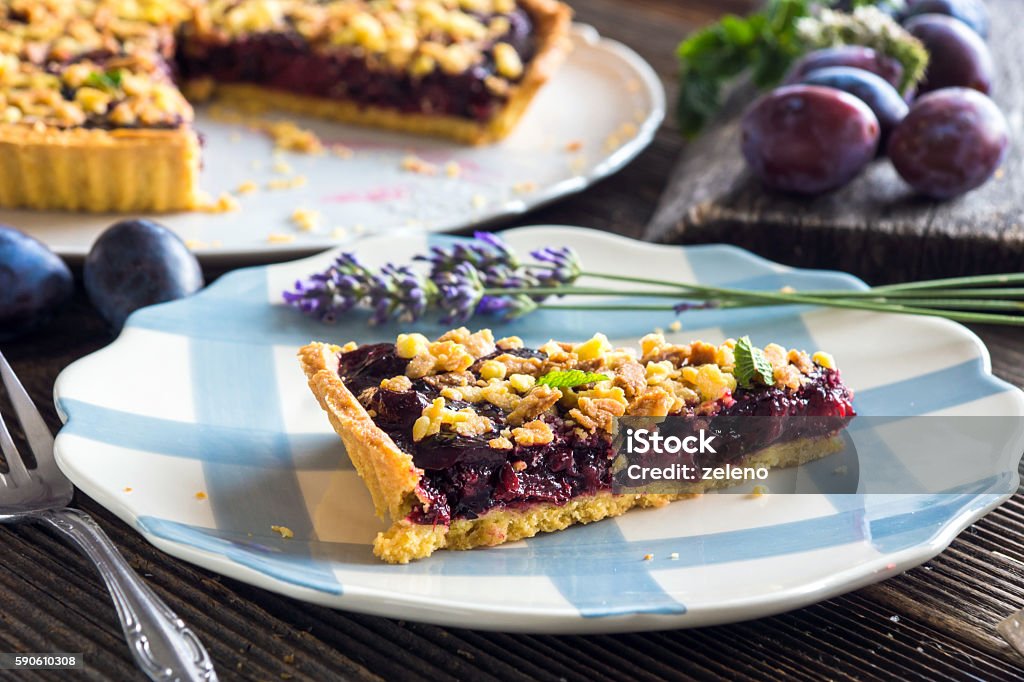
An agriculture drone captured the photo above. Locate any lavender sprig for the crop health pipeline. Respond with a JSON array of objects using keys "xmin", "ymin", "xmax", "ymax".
[
  {"xmin": 285, "ymin": 233, "xmax": 574, "ymax": 324},
  {"xmin": 284, "ymin": 233, "xmax": 1024, "ymax": 328},
  {"xmin": 415, "ymin": 231, "xmax": 519, "ymax": 274},
  {"xmin": 527, "ymin": 246, "xmax": 582, "ymax": 288},
  {"xmin": 283, "ymin": 252, "xmax": 436, "ymax": 325},
  {"xmin": 432, "ymin": 262, "xmax": 485, "ymax": 324},
  {"xmin": 282, "ymin": 252, "xmax": 373, "ymax": 323},
  {"xmin": 368, "ymin": 263, "xmax": 435, "ymax": 325}
]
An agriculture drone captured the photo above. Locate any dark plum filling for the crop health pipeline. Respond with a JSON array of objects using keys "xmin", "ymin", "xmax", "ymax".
[
  {"xmin": 408, "ymin": 424, "xmax": 611, "ymax": 525},
  {"xmin": 727, "ymin": 367, "xmax": 855, "ymax": 418},
  {"xmin": 176, "ymin": 9, "xmax": 536, "ymax": 122},
  {"xmin": 337, "ymin": 342, "xmax": 410, "ymax": 395},
  {"xmin": 338, "ymin": 342, "xmax": 855, "ymax": 526}
]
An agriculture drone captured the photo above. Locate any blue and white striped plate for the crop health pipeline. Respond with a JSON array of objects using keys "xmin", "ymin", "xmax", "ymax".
[{"xmin": 53, "ymin": 226, "xmax": 1024, "ymax": 633}]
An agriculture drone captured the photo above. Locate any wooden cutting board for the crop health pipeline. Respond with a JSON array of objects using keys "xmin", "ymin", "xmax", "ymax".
[{"xmin": 645, "ymin": 0, "xmax": 1023, "ymax": 284}]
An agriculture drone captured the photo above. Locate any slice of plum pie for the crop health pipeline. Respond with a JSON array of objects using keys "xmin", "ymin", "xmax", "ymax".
[{"xmin": 299, "ymin": 328, "xmax": 855, "ymax": 563}]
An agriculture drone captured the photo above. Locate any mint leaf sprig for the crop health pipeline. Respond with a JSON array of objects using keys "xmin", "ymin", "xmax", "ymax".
[
  {"xmin": 84, "ymin": 68, "xmax": 124, "ymax": 92},
  {"xmin": 733, "ymin": 336, "xmax": 775, "ymax": 389},
  {"xmin": 677, "ymin": 0, "xmax": 814, "ymax": 138},
  {"xmin": 536, "ymin": 370, "xmax": 610, "ymax": 389}
]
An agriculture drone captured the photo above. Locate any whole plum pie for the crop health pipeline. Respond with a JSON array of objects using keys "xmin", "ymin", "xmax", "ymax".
[
  {"xmin": 299, "ymin": 328, "xmax": 855, "ymax": 563},
  {"xmin": 0, "ymin": 0, "xmax": 571, "ymax": 212}
]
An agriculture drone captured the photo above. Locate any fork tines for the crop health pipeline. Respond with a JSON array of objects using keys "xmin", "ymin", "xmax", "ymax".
[{"xmin": 0, "ymin": 351, "xmax": 56, "ymax": 482}]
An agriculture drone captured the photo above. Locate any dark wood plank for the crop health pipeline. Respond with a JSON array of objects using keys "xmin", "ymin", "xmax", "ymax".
[{"xmin": 646, "ymin": 0, "xmax": 1024, "ymax": 284}]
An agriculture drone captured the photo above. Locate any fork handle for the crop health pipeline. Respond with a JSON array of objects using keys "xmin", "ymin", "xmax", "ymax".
[{"xmin": 38, "ymin": 508, "xmax": 217, "ymax": 682}]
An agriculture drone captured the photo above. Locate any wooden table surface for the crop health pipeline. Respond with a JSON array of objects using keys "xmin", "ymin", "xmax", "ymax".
[{"xmin": 4, "ymin": 1, "xmax": 1024, "ymax": 679}]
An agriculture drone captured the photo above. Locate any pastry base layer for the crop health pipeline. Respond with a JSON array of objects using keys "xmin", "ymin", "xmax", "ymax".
[
  {"xmin": 0, "ymin": 124, "xmax": 201, "ymax": 213},
  {"xmin": 299, "ymin": 341, "xmax": 846, "ymax": 564},
  {"xmin": 203, "ymin": 76, "xmax": 539, "ymax": 146}
]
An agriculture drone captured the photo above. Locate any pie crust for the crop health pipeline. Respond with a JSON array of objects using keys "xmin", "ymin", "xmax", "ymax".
[
  {"xmin": 299, "ymin": 338, "xmax": 849, "ymax": 564},
  {"xmin": 0, "ymin": 124, "xmax": 201, "ymax": 213},
  {"xmin": 0, "ymin": 0, "xmax": 572, "ymax": 213}
]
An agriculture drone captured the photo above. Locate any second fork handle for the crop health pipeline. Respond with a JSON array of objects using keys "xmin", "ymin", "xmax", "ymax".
[{"xmin": 37, "ymin": 508, "xmax": 217, "ymax": 682}]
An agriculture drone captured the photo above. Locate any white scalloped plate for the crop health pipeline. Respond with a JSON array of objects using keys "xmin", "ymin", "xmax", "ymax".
[
  {"xmin": 52, "ymin": 226, "xmax": 1024, "ymax": 633},
  {"xmin": 4, "ymin": 26, "xmax": 664, "ymax": 264}
]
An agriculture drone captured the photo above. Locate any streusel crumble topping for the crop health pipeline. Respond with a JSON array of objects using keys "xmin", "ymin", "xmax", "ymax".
[{"xmin": 353, "ymin": 328, "xmax": 842, "ymax": 442}]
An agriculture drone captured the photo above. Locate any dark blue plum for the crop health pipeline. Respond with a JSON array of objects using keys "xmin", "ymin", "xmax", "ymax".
[
  {"xmin": 84, "ymin": 220, "xmax": 204, "ymax": 331},
  {"xmin": 902, "ymin": 0, "xmax": 989, "ymax": 38},
  {"xmin": 799, "ymin": 66, "xmax": 909, "ymax": 151},
  {"xmin": 741, "ymin": 85, "xmax": 880, "ymax": 195},
  {"xmin": 783, "ymin": 46, "xmax": 905, "ymax": 93},
  {"xmin": 0, "ymin": 226, "xmax": 73, "ymax": 340},
  {"xmin": 905, "ymin": 14, "xmax": 993, "ymax": 94},
  {"xmin": 888, "ymin": 88, "xmax": 1009, "ymax": 199}
]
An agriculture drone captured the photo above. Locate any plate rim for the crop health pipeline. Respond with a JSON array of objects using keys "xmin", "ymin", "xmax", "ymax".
[{"xmin": 52, "ymin": 225, "xmax": 1024, "ymax": 633}]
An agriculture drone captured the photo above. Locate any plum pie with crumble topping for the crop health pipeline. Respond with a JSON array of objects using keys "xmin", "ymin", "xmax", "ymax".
[
  {"xmin": 299, "ymin": 328, "xmax": 855, "ymax": 564},
  {"xmin": 0, "ymin": 0, "xmax": 571, "ymax": 212}
]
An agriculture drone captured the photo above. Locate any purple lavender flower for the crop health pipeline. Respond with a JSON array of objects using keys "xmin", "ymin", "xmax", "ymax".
[
  {"xmin": 407, "ymin": 237, "xmax": 576, "ymax": 322},
  {"xmin": 366, "ymin": 264, "xmax": 434, "ymax": 325},
  {"xmin": 527, "ymin": 246, "xmax": 581, "ymax": 288},
  {"xmin": 416, "ymin": 231, "xmax": 519, "ymax": 274},
  {"xmin": 284, "ymin": 252, "xmax": 434, "ymax": 324},
  {"xmin": 673, "ymin": 300, "xmax": 719, "ymax": 313},
  {"xmin": 282, "ymin": 252, "xmax": 373, "ymax": 323},
  {"xmin": 476, "ymin": 295, "xmax": 510, "ymax": 316},
  {"xmin": 479, "ymin": 263, "xmax": 538, "ymax": 291},
  {"xmin": 432, "ymin": 262, "xmax": 485, "ymax": 324},
  {"xmin": 285, "ymin": 234, "xmax": 582, "ymax": 326},
  {"xmin": 473, "ymin": 231, "xmax": 515, "ymax": 258},
  {"xmin": 281, "ymin": 280, "xmax": 326, "ymax": 318}
]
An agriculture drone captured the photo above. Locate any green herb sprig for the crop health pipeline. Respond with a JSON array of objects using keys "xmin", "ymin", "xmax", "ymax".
[
  {"xmin": 536, "ymin": 370, "xmax": 610, "ymax": 389},
  {"xmin": 677, "ymin": 0, "xmax": 814, "ymax": 138},
  {"xmin": 84, "ymin": 68, "xmax": 124, "ymax": 92},
  {"xmin": 733, "ymin": 337, "xmax": 775, "ymax": 388}
]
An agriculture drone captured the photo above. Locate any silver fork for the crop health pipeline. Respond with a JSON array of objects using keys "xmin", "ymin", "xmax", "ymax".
[{"xmin": 0, "ymin": 350, "xmax": 217, "ymax": 681}]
